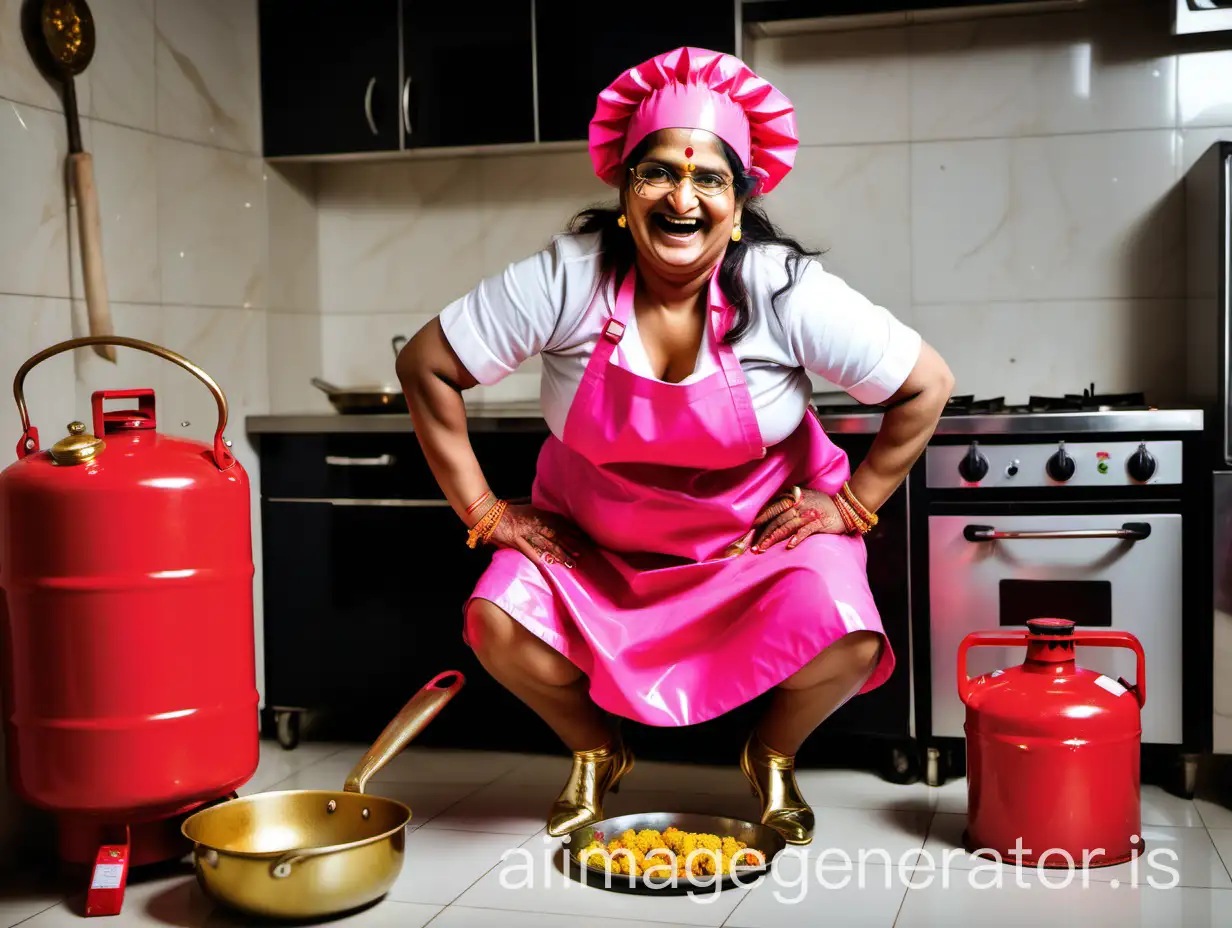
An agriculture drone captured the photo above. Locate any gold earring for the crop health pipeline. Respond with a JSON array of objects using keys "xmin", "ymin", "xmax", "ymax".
[
  {"xmin": 617, "ymin": 214, "xmax": 627, "ymax": 228},
  {"xmin": 731, "ymin": 225, "xmax": 742, "ymax": 242}
]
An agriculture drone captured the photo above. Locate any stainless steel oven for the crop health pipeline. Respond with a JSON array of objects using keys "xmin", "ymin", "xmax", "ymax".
[
  {"xmin": 928, "ymin": 508, "xmax": 1183, "ymax": 745},
  {"xmin": 910, "ymin": 407, "xmax": 1209, "ymax": 792}
]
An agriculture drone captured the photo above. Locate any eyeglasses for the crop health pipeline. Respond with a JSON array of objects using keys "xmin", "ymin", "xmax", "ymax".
[{"xmin": 628, "ymin": 162, "xmax": 735, "ymax": 199}]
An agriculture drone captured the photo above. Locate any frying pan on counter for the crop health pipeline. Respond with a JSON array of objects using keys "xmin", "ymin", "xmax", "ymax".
[
  {"xmin": 180, "ymin": 671, "xmax": 463, "ymax": 920},
  {"xmin": 312, "ymin": 335, "xmax": 408, "ymax": 415}
]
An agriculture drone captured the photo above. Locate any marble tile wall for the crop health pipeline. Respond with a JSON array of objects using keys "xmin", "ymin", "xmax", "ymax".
[
  {"xmin": 0, "ymin": 0, "xmax": 266, "ymax": 863},
  {"xmin": 297, "ymin": 0, "xmax": 1232, "ymax": 407}
]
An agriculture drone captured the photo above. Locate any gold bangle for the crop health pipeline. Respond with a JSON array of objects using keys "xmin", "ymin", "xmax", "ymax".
[
  {"xmin": 841, "ymin": 482, "xmax": 878, "ymax": 529},
  {"xmin": 833, "ymin": 492, "xmax": 870, "ymax": 535},
  {"xmin": 466, "ymin": 498, "xmax": 507, "ymax": 548}
]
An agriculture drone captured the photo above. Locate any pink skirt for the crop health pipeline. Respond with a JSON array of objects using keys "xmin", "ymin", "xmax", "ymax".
[{"xmin": 462, "ymin": 415, "xmax": 894, "ymax": 727}]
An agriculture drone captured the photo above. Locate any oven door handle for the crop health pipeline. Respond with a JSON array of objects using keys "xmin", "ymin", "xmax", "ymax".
[{"xmin": 963, "ymin": 522, "xmax": 1151, "ymax": 542}]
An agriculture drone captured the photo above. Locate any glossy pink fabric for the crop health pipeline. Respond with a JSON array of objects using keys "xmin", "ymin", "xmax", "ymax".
[
  {"xmin": 461, "ymin": 265, "xmax": 894, "ymax": 727},
  {"xmin": 589, "ymin": 46, "xmax": 799, "ymax": 195}
]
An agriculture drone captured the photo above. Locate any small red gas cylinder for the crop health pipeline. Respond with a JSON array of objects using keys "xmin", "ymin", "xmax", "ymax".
[
  {"xmin": 0, "ymin": 337, "xmax": 259, "ymax": 913},
  {"xmin": 957, "ymin": 617, "xmax": 1146, "ymax": 868}
]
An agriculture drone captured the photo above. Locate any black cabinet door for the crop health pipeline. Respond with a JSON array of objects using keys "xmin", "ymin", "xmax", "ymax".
[
  {"xmin": 258, "ymin": 0, "xmax": 401, "ymax": 157},
  {"xmin": 533, "ymin": 7, "xmax": 738, "ymax": 144},
  {"xmin": 400, "ymin": 2, "xmax": 535, "ymax": 149},
  {"xmin": 260, "ymin": 497, "xmax": 551, "ymax": 748},
  {"xmin": 261, "ymin": 500, "xmax": 480, "ymax": 719}
]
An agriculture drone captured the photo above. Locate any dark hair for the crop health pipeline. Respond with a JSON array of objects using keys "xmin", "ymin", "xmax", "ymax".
[{"xmin": 567, "ymin": 137, "xmax": 822, "ymax": 343}]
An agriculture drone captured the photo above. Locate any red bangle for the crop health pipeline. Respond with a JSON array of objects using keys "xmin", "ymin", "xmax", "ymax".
[{"xmin": 465, "ymin": 490, "xmax": 492, "ymax": 515}]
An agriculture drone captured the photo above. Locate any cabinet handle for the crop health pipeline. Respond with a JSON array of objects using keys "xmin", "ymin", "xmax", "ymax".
[
  {"xmin": 402, "ymin": 76, "xmax": 412, "ymax": 137},
  {"xmin": 364, "ymin": 77, "xmax": 378, "ymax": 135},
  {"xmin": 269, "ymin": 497, "xmax": 451, "ymax": 507},
  {"xmin": 325, "ymin": 454, "xmax": 395, "ymax": 466}
]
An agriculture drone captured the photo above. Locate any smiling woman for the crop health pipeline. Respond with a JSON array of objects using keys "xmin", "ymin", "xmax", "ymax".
[{"xmin": 396, "ymin": 46, "xmax": 954, "ymax": 849}]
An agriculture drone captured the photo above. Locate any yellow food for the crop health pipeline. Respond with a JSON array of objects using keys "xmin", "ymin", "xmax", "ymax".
[{"xmin": 578, "ymin": 826, "xmax": 766, "ymax": 878}]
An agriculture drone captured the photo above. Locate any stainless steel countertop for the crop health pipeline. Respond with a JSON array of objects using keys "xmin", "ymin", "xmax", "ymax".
[{"xmin": 246, "ymin": 404, "xmax": 1205, "ymax": 436}]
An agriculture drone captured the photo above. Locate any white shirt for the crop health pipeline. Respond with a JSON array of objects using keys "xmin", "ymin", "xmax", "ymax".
[{"xmin": 439, "ymin": 231, "xmax": 921, "ymax": 447}]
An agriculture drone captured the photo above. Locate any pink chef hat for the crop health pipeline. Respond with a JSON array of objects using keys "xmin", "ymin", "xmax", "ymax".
[{"xmin": 589, "ymin": 46, "xmax": 798, "ymax": 196}]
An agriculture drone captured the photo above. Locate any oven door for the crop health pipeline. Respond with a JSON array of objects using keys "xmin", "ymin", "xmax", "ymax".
[{"xmin": 929, "ymin": 511, "xmax": 1183, "ymax": 745}]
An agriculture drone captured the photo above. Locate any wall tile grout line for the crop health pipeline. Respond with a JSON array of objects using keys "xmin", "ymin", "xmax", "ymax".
[{"xmin": 0, "ymin": 94, "xmax": 261, "ymax": 160}]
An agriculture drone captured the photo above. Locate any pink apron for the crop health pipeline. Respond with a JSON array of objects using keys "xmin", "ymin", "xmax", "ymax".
[{"xmin": 462, "ymin": 265, "xmax": 894, "ymax": 726}]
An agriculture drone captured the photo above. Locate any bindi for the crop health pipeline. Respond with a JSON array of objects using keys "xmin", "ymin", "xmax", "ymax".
[{"xmin": 684, "ymin": 146, "xmax": 695, "ymax": 171}]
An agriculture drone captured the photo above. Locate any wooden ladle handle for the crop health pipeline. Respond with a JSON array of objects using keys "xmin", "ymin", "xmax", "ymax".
[{"xmin": 70, "ymin": 152, "xmax": 115, "ymax": 362}]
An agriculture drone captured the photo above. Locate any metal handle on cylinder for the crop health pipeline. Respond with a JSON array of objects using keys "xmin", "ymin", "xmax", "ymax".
[
  {"xmin": 13, "ymin": 336, "xmax": 234, "ymax": 471},
  {"xmin": 1071, "ymin": 630, "xmax": 1147, "ymax": 709},
  {"xmin": 957, "ymin": 631, "xmax": 1029, "ymax": 707},
  {"xmin": 963, "ymin": 523, "xmax": 1151, "ymax": 542}
]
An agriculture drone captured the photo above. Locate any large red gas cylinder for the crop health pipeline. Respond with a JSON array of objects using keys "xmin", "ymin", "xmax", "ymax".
[
  {"xmin": 958, "ymin": 618, "xmax": 1146, "ymax": 868},
  {"xmin": 0, "ymin": 337, "xmax": 258, "ymax": 905}
]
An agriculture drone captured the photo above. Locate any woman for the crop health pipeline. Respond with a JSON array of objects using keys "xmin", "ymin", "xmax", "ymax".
[{"xmin": 397, "ymin": 47, "xmax": 953, "ymax": 846}]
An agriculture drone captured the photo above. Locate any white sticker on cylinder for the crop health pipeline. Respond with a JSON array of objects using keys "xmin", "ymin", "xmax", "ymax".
[
  {"xmin": 1094, "ymin": 675, "xmax": 1128, "ymax": 697},
  {"xmin": 90, "ymin": 864, "xmax": 124, "ymax": 889}
]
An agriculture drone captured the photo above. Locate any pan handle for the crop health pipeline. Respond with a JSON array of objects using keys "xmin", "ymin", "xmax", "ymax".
[{"xmin": 343, "ymin": 670, "xmax": 466, "ymax": 794}]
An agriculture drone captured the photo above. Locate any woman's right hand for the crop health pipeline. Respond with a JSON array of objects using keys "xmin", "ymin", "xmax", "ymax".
[{"xmin": 484, "ymin": 502, "xmax": 586, "ymax": 569}]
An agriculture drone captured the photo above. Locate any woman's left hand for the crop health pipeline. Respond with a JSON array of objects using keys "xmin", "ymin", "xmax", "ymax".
[{"xmin": 724, "ymin": 486, "xmax": 847, "ymax": 556}]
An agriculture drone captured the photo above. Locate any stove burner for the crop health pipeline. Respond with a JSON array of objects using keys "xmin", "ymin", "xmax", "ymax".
[
  {"xmin": 941, "ymin": 386, "xmax": 1149, "ymax": 416},
  {"xmin": 813, "ymin": 385, "xmax": 1151, "ymax": 417}
]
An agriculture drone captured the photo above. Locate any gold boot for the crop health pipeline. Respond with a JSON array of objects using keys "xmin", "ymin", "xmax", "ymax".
[
  {"xmin": 546, "ymin": 739, "xmax": 634, "ymax": 837},
  {"xmin": 740, "ymin": 731, "xmax": 814, "ymax": 845}
]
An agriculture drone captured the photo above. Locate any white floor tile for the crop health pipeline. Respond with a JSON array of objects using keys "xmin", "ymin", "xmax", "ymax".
[
  {"xmin": 804, "ymin": 805, "xmax": 932, "ymax": 864},
  {"xmin": 453, "ymin": 828, "xmax": 749, "ymax": 926},
  {"xmin": 600, "ymin": 787, "xmax": 763, "ymax": 823},
  {"xmin": 0, "ymin": 898, "xmax": 61, "ymax": 928},
  {"xmin": 421, "ymin": 776, "xmax": 561, "ymax": 837},
  {"xmin": 429, "ymin": 906, "xmax": 699, "ymax": 927},
  {"xmin": 290, "ymin": 747, "xmax": 524, "ymax": 790},
  {"xmin": 897, "ymin": 868, "xmax": 1232, "ymax": 927},
  {"xmin": 795, "ymin": 769, "xmax": 935, "ymax": 813},
  {"xmin": 927, "ymin": 776, "xmax": 969, "ymax": 814},
  {"xmin": 237, "ymin": 739, "xmax": 352, "ymax": 795},
  {"xmin": 924, "ymin": 813, "xmax": 1232, "ymax": 888},
  {"xmin": 20, "ymin": 869, "xmax": 213, "ymax": 927},
  {"xmin": 1207, "ymin": 830, "xmax": 1232, "ymax": 879},
  {"xmin": 1142, "ymin": 785, "xmax": 1205, "ymax": 828},
  {"xmin": 387, "ymin": 828, "xmax": 524, "ymax": 906},
  {"xmin": 0, "ymin": 869, "xmax": 63, "ymax": 928},
  {"xmin": 1198, "ymin": 799, "xmax": 1232, "ymax": 831},
  {"xmin": 724, "ymin": 857, "xmax": 908, "ymax": 927}
]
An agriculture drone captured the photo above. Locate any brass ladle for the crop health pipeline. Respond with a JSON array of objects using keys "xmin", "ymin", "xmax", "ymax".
[{"xmin": 22, "ymin": 0, "xmax": 116, "ymax": 362}]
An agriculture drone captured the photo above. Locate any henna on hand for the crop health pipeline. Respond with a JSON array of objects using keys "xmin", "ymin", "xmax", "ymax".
[
  {"xmin": 748, "ymin": 487, "xmax": 847, "ymax": 554},
  {"xmin": 485, "ymin": 502, "xmax": 586, "ymax": 569}
]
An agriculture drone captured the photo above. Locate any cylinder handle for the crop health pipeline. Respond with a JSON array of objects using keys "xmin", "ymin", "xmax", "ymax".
[{"xmin": 13, "ymin": 336, "xmax": 234, "ymax": 470}]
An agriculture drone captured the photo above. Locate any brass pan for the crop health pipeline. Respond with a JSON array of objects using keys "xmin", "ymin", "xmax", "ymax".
[{"xmin": 180, "ymin": 670, "xmax": 463, "ymax": 920}]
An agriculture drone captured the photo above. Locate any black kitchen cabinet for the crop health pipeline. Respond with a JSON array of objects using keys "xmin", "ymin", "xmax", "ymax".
[
  {"xmin": 257, "ymin": 1, "xmax": 535, "ymax": 157},
  {"xmin": 257, "ymin": 2, "xmax": 736, "ymax": 157},
  {"xmin": 533, "ymin": 3, "xmax": 739, "ymax": 144},
  {"xmin": 401, "ymin": 6, "xmax": 535, "ymax": 149},
  {"xmin": 257, "ymin": 1, "xmax": 402, "ymax": 158}
]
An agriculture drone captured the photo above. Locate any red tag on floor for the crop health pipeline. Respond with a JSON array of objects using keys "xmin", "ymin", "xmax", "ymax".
[{"xmin": 85, "ymin": 843, "xmax": 129, "ymax": 917}]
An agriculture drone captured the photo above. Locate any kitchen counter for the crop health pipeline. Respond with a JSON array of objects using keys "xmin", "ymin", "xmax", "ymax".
[{"xmin": 246, "ymin": 404, "xmax": 1205, "ymax": 436}]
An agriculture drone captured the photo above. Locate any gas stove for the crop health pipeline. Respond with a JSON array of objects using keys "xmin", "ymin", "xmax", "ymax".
[
  {"xmin": 812, "ymin": 385, "xmax": 1202, "ymax": 436},
  {"xmin": 904, "ymin": 384, "xmax": 1210, "ymax": 792},
  {"xmin": 941, "ymin": 386, "xmax": 1150, "ymax": 416}
]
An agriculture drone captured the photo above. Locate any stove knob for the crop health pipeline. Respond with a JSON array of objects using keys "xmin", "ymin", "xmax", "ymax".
[
  {"xmin": 958, "ymin": 442, "xmax": 989, "ymax": 483},
  {"xmin": 1046, "ymin": 444, "xmax": 1076, "ymax": 482},
  {"xmin": 1127, "ymin": 443, "xmax": 1156, "ymax": 483}
]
